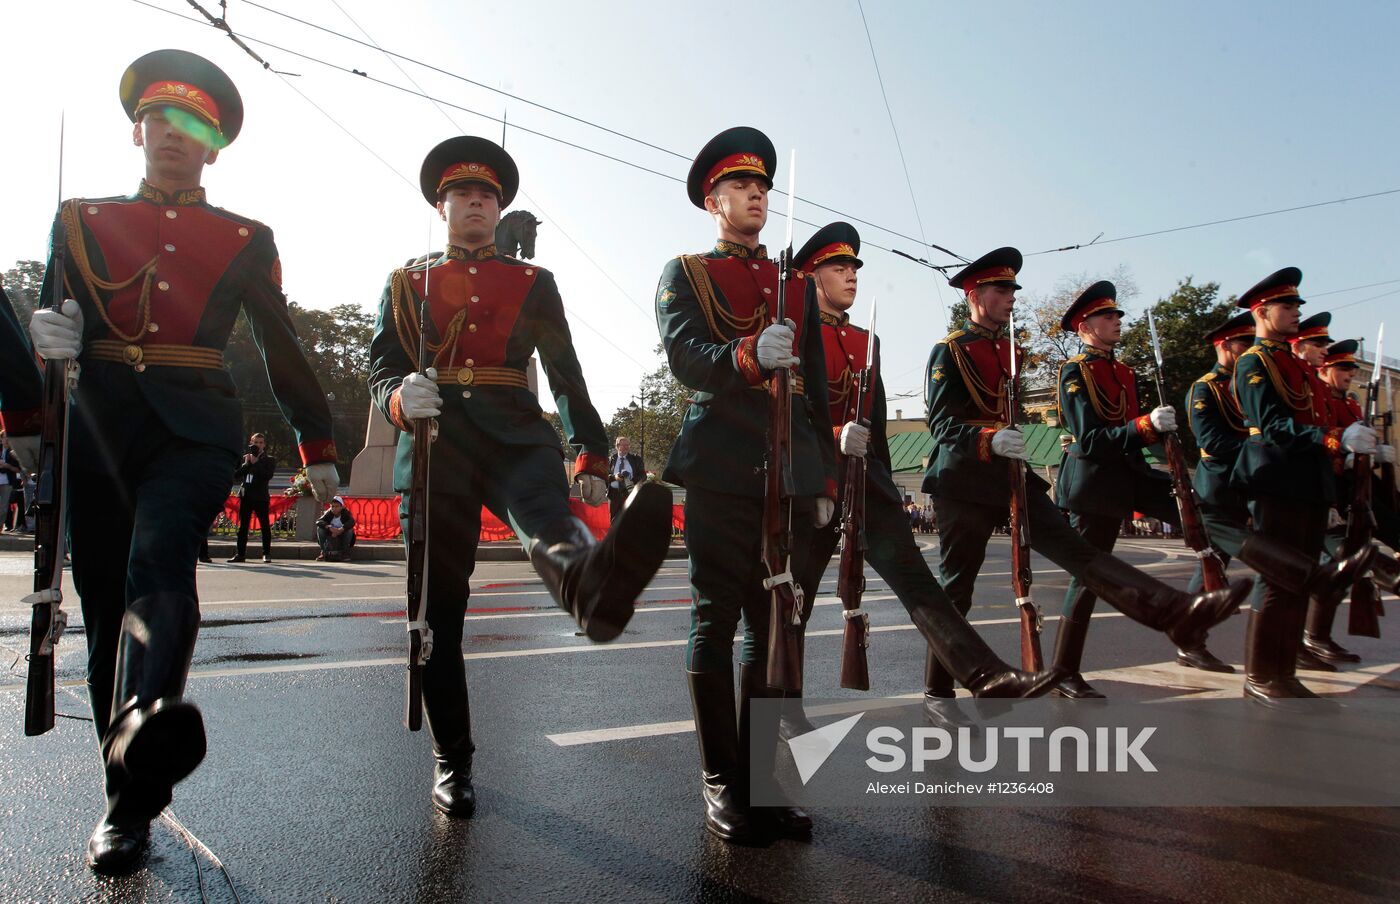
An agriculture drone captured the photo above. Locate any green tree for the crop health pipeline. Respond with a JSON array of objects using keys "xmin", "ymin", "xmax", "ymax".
[
  {"xmin": 225, "ymin": 301, "xmax": 374, "ymax": 478},
  {"xmin": 606, "ymin": 344, "xmax": 688, "ymax": 474},
  {"xmin": 2, "ymin": 260, "xmax": 46, "ymax": 325},
  {"xmin": 1118, "ymin": 277, "xmax": 1236, "ymax": 454}
]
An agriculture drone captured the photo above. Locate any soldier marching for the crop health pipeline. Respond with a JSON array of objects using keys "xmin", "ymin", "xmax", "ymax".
[{"xmin": 14, "ymin": 47, "xmax": 1400, "ymax": 877}]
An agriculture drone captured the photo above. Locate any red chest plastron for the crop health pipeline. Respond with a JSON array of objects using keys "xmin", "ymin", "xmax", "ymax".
[
  {"xmin": 405, "ymin": 258, "xmax": 538, "ymax": 367},
  {"xmin": 77, "ymin": 199, "xmax": 253, "ymax": 344},
  {"xmin": 821, "ymin": 321, "xmax": 873, "ymax": 423},
  {"xmin": 1081, "ymin": 355, "xmax": 1141, "ymax": 424},
  {"xmin": 702, "ymin": 256, "xmax": 807, "ymax": 346}
]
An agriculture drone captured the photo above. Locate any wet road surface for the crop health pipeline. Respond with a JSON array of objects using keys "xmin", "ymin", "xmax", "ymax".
[{"xmin": 2, "ymin": 539, "xmax": 1398, "ymax": 903}]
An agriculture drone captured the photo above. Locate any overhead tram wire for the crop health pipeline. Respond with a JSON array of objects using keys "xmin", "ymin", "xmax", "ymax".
[
  {"xmin": 158, "ymin": 0, "xmax": 656, "ymax": 372},
  {"xmin": 325, "ymin": 0, "xmax": 657, "ymax": 325},
  {"xmin": 1027, "ymin": 188, "xmax": 1400, "ymax": 257},
  {"xmin": 137, "ymin": 2, "xmax": 1400, "ymax": 287},
  {"xmin": 856, "ymin": 0, "xmax": 949, "ymax": 326},
  {"xmin": 136, "ymin": 0, "xmax": 970, "ymax": 262}
]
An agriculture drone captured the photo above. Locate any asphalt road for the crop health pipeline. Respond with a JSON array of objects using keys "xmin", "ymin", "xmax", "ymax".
[{"xmin": 1, "ymin": 538, "xmax": 1398, "ymax": 903}]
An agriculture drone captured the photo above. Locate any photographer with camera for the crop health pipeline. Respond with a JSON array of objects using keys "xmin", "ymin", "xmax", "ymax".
[
  {"xmin": 228, "ymin": 433, "xmax": 276, "ymax": 563},
  {"xmin": 607, "ymin": 436, "xmax": 645, "ymax": 523}
]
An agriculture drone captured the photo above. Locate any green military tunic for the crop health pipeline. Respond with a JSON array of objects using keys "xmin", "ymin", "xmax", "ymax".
[{"xmin": 656, "ymin": 240, "xmax": 836, "ymax": 671}]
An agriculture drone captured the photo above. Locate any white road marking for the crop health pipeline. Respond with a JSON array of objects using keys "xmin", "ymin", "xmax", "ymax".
[
  {"xmin": 0, "ymin": 612, "xmax": 1126, "ymax": 691},
  {"xmin": 547, "ymin": 655, "xmax": 1400, "ymax": 747}
]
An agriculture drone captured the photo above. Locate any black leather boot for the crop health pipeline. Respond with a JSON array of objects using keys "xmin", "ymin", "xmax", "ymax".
[
  {"xmin": 1239, "ymin": 534, "xmax": 1376, "ymax": 605},
  {"xmin": 910, "ymin": 596, "xmax": 1061, "ymax": 703},
  {"xmin": 86, "ymin": 817, "xmax": 150, "ymax": 874},
  {"xmin": 1175, "ymin": 643, "xmax": 1236, "ymax": 673},
  {"xmin": 530, "ymin": 482, "xmax": 672, "ymax": 642},
  {"xmin": 423, "ymin": 669, "xmax": 476, "ymax": 818},
  {"xmin": 739, "ymin": 663, "xmax": 810, "ymax": 840},
  {"xmin": 1079, "ymin": 553, "xmax": 1252, "ymax": 646},
  {"xmin": 1304, "ymin": 591, "xmax": 1361, "ymax": 664},
  {"xmin": 922, "ymin": 644, "xmax": 976, "ymax": 730},
  {"xmin": 1243, "ymin": 608, "xmax": 1298, "ymax": 704},
  {"xmin": 687, "ymin": 669, "xmax": 757, "ymax": 844},
  {"xmin": 1051, "ymin": 591, "xmax": 1104, "ymax": 699},
  {"xmin": 103, "ymin": 594, "xmax": 205, "ymax": 791}
]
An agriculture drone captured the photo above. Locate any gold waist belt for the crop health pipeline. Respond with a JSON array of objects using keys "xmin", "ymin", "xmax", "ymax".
[
  {"xmin": 436, "ymin": 365, "xmax": 530, "ymax": 389},
  {"xmin": 86, "ymin": 339, "xmax": 224, "ymax": 370},
  {"xmin": 750, "ymin": 374, "xmax": 806, "ymax": 395}
]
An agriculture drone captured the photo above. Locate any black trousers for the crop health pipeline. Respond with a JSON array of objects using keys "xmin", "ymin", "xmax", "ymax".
[
  {"xmin": 235, "ymin": 491, "xmax": 272, "ymax": 557},
  {"xmin": 805, "ymin": 489, "xmax": 956, "ymax": 632},
  {"xmin": 683, "ymin": 488, "xmax": 817, "ymax": 673},
  {"xmin": 399, "ymin": 442, "xmax": 577, "ymax": 745},
  {"xmin": 316, "ymin": 525, "xmax": 356, "ymax": 556},
  {"xmin": 1251, "ymin": 495, "xmax": 1327, "ymax": 616},
  {"xmin": 69, "ymin": 415, "xmax": 236, "ymax": 821},
  {"xmin": 932, "ymin": 488, "xmax": 1100, "ymax": 616}
]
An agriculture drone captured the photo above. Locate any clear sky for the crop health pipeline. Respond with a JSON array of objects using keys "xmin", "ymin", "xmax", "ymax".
[{"xmin": 3, "ymin": 0, "xmax": 1397, "ymax": 420}]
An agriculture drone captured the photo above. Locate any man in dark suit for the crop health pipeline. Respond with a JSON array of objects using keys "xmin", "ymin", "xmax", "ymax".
[
  {"xmin": 29, "ymin": 50, "xmax": 338, "ymax": 872},
  {"xmin": 606, "ymin": 436, "xmax": 645, "ymax": 522},
  {"xmin": 228, "ymin": 432, "xmax": 275, "ymax": 563}
]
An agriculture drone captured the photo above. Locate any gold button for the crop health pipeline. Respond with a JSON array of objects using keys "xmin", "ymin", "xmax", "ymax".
[
  {"xmin": 134, "ymin": 364, "xmax": 146, "ymax": 373},
  {"xmin": 87, "ymin": 206, "xmax": 99, "ymax": 215},
  {"xmin": 763, "ymin": 287, "xmax": 772, "ymax": 295},
  {"xmin": 412, "ymin": 272, "xmax": 421, "ymax": 280},
  {"xmin": 157, "ymin": 281, "xmax": 170, "ymax": 291},
  {"xmin": 123, "ymin": 345, "xmax": 144, "ymax": 366},
  {"xmin": 469, "ymin": 266, "xmax": 478, "ymax": 274},
  {"xmin": 525, "ymin": 268, "xmax": 534, "ymax": 276},
  {"xmin": 464, "ymin": 358, "xmax": 474, "ymax": 366},
  {"xmin": 238, "ymin": 227, "xmax": 250, "ymax": 237},
  {"xmin": 468, "ymin": 323, "xmax": 478, "ymax": 332},
  {"xmin": 470, "ymin": 295, "xmax": 480, "ymax": 303},
  {"xmin": 164, "ymin": 243, "xmax": 176, "ymax": 252},
  {"xmin": 840, "ymin": 330, "xmax": 846, "ymax": 336},
  {"xmin": 165, "ymin": 210, "xmax": 177, "ymax": 219},
  {"xmin": 847, "ymin": 353, "xmax": 854, "ymax": 360},
  {"xmin": 147, "ymin": 323, "xmax": 160, "ymax": 333},
  {"xmin": 457, "ymin": 367, "xmax": 475, "ymax": 385},
  {"xmin": 461, "ymin": 390, "xmax": 472, "ymax": 399},
  {"xmin": 751, "ymin": 263, "xmax": 760, "ymax": 270}
]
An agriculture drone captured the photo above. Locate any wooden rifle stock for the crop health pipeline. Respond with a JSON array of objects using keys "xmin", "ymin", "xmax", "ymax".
[
  {"xmin": 1004, "ymin": 336, "xmax": 1041, "ymax": 670},
  {"xmin": 763, "ymin": 247, "xmax": 803, "ymax": 692},
  {"xmin": 837, "ymin": 366, "xmax": 871, "ymax": 691},
  {"xmin": 1161, "ymin": 432, "xmax": 1229, "ymax": 592},
  {"xmin": 25, "ymin": 216, "xmax": 72, "ymax": 737},
  {"xmin": 1348, "ymin": 373, "xmax": 1383, "ymax": 637}
]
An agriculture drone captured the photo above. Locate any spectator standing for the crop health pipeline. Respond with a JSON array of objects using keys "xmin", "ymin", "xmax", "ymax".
[
  {"xmin": 0, "ymin": 438, "xmax": 19, "ymax": 532},
  {"xmin": 228, "ymin": 433, "xmax": 276, "ymax": 563},
  {"xmin": 315, "ymin": 496, "xmax": 356, "ymax": 561},
  {"xmin": 606, "ymin": 436, "xmax": 646, "ymax": 523}
]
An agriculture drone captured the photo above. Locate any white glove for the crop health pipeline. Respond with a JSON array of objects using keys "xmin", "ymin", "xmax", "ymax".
[
  {"xmin": 1149, "ymin": 405, "xmax": 1177, "ymax": 433},
  {"xmin": 838, "ymin": 421, "xmax": 870, "ymax": 458},
  {"xmin": 29, "ymin": 299, "xmax": 83, "ymax": 360},
  {"xmin": 990, "ymin": 427, "xmax": 1028, "ymax": 460},
  {"xmin": 399, "ymin": 368, "xmax": 442, "ymax": 420},
  {"xmin": 813, "ymin": 497, "xmax": 835, "ymax": 528},
  {"xmin": 577, "ymin": 473, "xmax": 607, "ymax": 506},
  {"xmin": 1342, "ymin": 421, "xmax": 1377, "ymax": 456},
  {"xmin": 1377, "ymin": 444, "xmax": 1396, "ymax": 465},
  {"xmin": 306, "ymin": 462, "xmax": 340, "ymax": 502},
  {"xmin": 7, "ymin": 436, "xmax": 40, "ymax": 472},
  {"xmin": 755, "ymin": 318, "xmax": 800, "ymax": 371}
]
